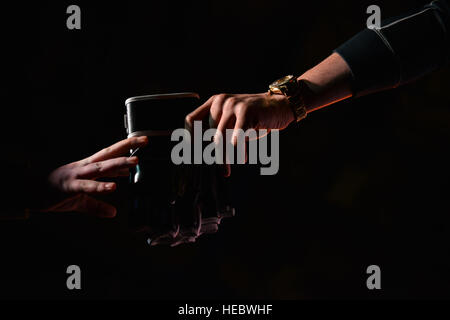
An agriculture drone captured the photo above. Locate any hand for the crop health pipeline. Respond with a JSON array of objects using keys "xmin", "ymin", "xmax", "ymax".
[
  {"xmin": 43, "ymin": 136, "xmax": 148, "ymax": 218},
  {"xmin": 185, "ymin": 92, "xmax": 295, "ymax": 176},
  {"xmin": 186, "ymin": 92, "xmax": 295, "ymax": 138}
]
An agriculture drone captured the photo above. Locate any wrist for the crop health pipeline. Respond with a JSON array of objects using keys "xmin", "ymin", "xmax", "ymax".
[
  {"xmin": 296, "ymin": 77, "xmax": 316, "ymax": 114},
  {"xmin": 268, "ymin": 76, "xmax": 310, "ymax": 123},
  {"xmin": 265, "ymin": 92, "xmax": 296, "ymax": 124}
]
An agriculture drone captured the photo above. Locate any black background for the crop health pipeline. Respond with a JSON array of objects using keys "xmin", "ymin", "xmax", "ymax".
[{"xmin": 1, "ymin": 0, "xmax": 450, "ymax": 299}]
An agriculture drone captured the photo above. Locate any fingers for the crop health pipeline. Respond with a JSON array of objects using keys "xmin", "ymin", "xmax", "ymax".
[
  {"xmin": 43, "ymin": 194, "xmax": 117, "ymax": 218},
  {"xmin": 215, "ymin": 112, "xmax": 235, "ymax": 143},
  {"xmin": 209, "ymin": 94, "xmax": 228, "ymax": 128},
  {"xmin": 76, "ymin": 156, "xmax": 138, "ymax": 179},
  {"xmin": 83, "ymin": 136, "xmax": 148, "ymax": 165},
  {"xmin": 76, "ymin": 194, "xmax": 117, "ymax": 218},
  {"xmin": 185, "ymin": 95, "xmax": 215, "ymax": 131},
  {"xmin": 215, "ymin": 106, "xmax": 235, "ymax": 177},
  {"xmin": 232, "ymin": 115, "xmax": 247, "ymax": 164},
  {"xmin": 43, "ymin": 195, "xmax": 82, "ymax": 213},
  {"xmin": 65, "ymin": 179, "xmax": 117, "ymax": 195},
  {"xmin": 187, "ymin": 94, "xmax": 254, "ymax": 178},
  {"xmin": 232, "ymin": 114, "xmax": 246, "ymax": 146}
]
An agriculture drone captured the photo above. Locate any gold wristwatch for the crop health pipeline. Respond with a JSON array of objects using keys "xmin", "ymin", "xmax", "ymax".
[{"xmin": 268, "ymin": 75, "xmax": 308, "ymax": 122}]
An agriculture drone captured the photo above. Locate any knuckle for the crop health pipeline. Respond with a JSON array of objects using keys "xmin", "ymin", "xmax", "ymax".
[
  {"xmin": 234, "ymin": 102, "xmax": 246, "ymax": 114},
  {"xmin": 227, "ymin": 97, "xmax": 237, "ymax": 105},
  {"xmin": 216, "ymin": 93, "xmax": 228, "ymax": 101},
  {"xmin": 223, "ymin": 98, "xmax": 237, "ymax": 112},
  {"xmin": 129, "ymin": 138, "xmax": 138, "ymax": 147},
  {"xmin": 94, "ymin": 162, "xmax": 103, "ymax": 173},
  {"xmin": 132, "ymin": 137, "xmax": 141, "ymax": 144},
  {"xmin": 234, "ymin": 102, "xmax": 245, "ymax": 113},
  {"xmin": 78, "ymin": 180, "xmax": 86, "ymax": 191},
  {"xmin": 83, "ymin": 157, "xmax": 93, "ymax": 165},
  {"xmin": 210, "ymin": 101, "xmax": 221, "ymax": 114},
  {"xmin": 68, "ymin": 169, "xmax": 78, "ymax": 180},
  {"xmin": 61, "ymin": 180, "xmax": 70, "ymax": 193},
  {"xmin": 185, "ymin": 114, "xmax": 193, "ymax": 124}
]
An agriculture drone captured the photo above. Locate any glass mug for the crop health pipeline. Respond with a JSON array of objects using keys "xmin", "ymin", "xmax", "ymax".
[{"xmin": 124, "ymin": 93, "xmax": 234, "ymax": 247}]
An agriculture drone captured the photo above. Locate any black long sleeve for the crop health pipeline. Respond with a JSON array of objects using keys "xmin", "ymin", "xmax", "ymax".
[{"xmin": 335, "ymin": 0, "xmax": 450, "ymax": 97}]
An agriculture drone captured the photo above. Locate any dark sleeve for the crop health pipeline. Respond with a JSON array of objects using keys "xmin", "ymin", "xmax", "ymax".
[{"xmin": 334, "ymin": 0, "xmax": 450, "ymax": 97}]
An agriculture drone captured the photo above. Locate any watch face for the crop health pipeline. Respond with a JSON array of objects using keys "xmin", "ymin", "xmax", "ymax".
[
  {"xmin": 270, "ymin": 75, "xmax": 295, "ymax": 88},
  {"xmin": 269, "ymin": 75, "xmax": 297, "ymax": 95}
]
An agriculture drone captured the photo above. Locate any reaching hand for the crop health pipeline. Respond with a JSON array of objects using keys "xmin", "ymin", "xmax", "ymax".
[{"xmin": 43, "ymin": 136, "xmax": 148, "ymax": 218}]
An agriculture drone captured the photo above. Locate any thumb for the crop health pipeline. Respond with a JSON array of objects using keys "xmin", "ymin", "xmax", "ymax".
[{"xmin": 75, "ymin": 194, "xmax": 117, "ymax": 218}]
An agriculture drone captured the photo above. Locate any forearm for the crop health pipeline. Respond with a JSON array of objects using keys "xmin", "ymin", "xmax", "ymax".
[{"xmin": 298, "ymin": 53, "xmax": 353, "ymax": 113}]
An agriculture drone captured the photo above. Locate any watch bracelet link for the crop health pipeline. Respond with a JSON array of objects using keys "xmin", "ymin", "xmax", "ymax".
[{"xmin": 288, "ymin": 89, "xmax": 308, "ymax": 122}]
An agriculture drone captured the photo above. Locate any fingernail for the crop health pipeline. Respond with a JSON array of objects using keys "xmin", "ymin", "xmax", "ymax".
[
  {"xmin": 128, "ymin": 157, "xmax": 138, "ymax": 164},
  {"xmin": 138, "ymin": 136, "xmax": 148, "ymax": 143},
  {"xmin": 106, "ymin": 207, "xmax": 117, "ymax": 218},
  {"xmin": 213, "ymin": 134, "xmax": 221, "ymax": 145},
  {"xmin": 105, "ymin": 183, "xmax": 115, "ymax": 190},
  {"xmin": 231, "ymin": 134, "xmax": 237, "ymax": 146},
  {"xmin": 185, "ymin": 120, "xmax": 193, "ymax": 133}
]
